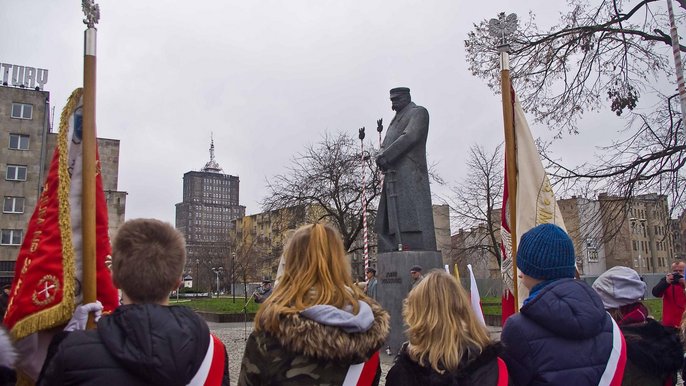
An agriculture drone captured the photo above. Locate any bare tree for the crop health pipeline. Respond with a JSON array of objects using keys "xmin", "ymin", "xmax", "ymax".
[
  {"xmin": 447, "ymin": 144, "xmax": 504, "ymax": 271},
  {"xmin": 466, "ymin": 2, "xmax": 686, "ymax": 214},
  {"xmin": 231, "ymin": 234, "xmax": 269, "ymax": 302},
  {"xmin": 262, "ymin": 132, "xmax": 382, "ymax": 253}
]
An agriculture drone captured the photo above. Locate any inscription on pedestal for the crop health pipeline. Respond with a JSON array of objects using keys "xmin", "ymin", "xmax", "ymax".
[
  {"xmin": 377, "ymin": 250, "xmax": 443, "ymax": 353},
  {"xmin": 381, "ymin": 271, "xmax": 401, "ymax": 284}
]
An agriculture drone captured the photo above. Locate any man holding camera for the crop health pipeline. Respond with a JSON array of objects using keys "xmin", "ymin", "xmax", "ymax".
[
  {"xmin": 651, "ymin": 260, "xmax": 686, "ymax": 329},
  {"xmin": 253, "ymin": 279, "xmax": 273, "ymax": 304}
]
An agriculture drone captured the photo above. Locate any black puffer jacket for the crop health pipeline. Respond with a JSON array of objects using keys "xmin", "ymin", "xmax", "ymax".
[
  {"xmin": 37, "ymin": 304, "xmax": 229, "ymax": 386},
  {"xmin": 385, "ymin": 343, "xmax": 508, "ymax": 386}
]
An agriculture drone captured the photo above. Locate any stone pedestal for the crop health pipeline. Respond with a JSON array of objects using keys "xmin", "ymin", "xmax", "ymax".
[{"xmin": 376, "ymin": 250, "xmax": 443, "ymax": 353}]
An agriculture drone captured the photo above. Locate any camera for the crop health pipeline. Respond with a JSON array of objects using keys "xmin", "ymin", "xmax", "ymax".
[{"xmin": 672, "ymin": 272, "xmax": 683, "ymax": 283}]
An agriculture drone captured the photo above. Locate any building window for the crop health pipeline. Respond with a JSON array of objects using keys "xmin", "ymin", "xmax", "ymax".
[
  {"xmin": 6, "ymin": 165, "xmax": 27, "ymax": 181},
  {"xmin": 3, "ymin": 197, "xmax": 25, "ymax": 213},
  {"xmin": 0, "ymin": 261, "xmax": 15, "ymax": 272},
  {"xmin": 9, "ymin": 134, "xmax": 30, "ymax": 150},
  {"xmin": 0, "ymin": 229, "xmax": 23, "ymax": 245},
  {"xmin": 11, "ymin": 103, "xmax": 33, "ymax": 119}
]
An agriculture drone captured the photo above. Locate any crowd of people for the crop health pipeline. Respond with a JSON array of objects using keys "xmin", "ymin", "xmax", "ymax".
[{"xmin": 1, "ymin": 219, "xmax": 686, "ymax": 385}]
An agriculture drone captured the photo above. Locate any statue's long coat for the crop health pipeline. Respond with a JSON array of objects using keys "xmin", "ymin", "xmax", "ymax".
[{"xmin": 376, "ymin": 102, "xmax": 436, "ymax": 252}]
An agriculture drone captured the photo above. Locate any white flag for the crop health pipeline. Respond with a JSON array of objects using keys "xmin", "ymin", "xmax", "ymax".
[
  {"xmin": 467, "ymin": 264, "xmax": 485, "ymax": 326},
  {"xmin": 501, "ymin": 91, "xmax": 568, "ymax": 312}
]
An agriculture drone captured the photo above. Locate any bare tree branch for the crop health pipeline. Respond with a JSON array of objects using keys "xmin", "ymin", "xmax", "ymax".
[
  {"xmin": 467, "ymin": 1, "xmax": 686, "ymax": 214},
  {"xmin": 261, "ymin": 132, "xmax": 382, "ymax": 253},
  {"xmin": 447, "ymin": 144, "xmax": 504, "ymax": 268}
]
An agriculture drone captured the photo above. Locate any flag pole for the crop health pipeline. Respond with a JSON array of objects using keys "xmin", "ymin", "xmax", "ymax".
[
  {"xmin": 666, "ymin": 0, "xmax": 686, "ymax": 134},
  {"xmin": 82, "ymin": 0, "xmax": 100, "ymax": 329},
  {"xmin": 490, "ymin": 13, "xmax": 519, "ymax": 310},
  {"xmin": 500, "ymin": 48, "xmax": 518, "ymax": 308}
]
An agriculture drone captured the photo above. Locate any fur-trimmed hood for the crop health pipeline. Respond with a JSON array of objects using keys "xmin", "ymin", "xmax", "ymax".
[{"xmin": 269, "ymin": 299, "xmax": 389, "ymax": 362}]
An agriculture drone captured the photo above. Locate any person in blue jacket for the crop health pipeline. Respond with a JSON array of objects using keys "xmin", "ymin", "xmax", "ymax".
[{"xmin": 501, "ymin": 224, "xmax": 618, "ymax": 386}]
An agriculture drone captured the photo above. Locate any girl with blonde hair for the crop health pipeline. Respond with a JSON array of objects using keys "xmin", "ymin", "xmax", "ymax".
[
  {"xmin": 386, "ymin": 270, "xmax": 508, "ymax": 386},
  {"xmin": 238, "ymin": 223, "xmax": 389, "ymax": 386}
]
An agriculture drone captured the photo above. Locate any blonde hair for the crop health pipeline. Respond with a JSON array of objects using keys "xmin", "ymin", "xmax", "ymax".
[
  {"xmin": 403, "ymin": 270, "xmax": 491, "ymax": 374},
  {"xmin": 255, "ymin": 223, "xmax": 366, "ymax": 332}
]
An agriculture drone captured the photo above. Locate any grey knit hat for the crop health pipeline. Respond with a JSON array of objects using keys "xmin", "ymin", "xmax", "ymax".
[{"xmin": 592, "ymin": 266, "xmax": 646, "ymax": 309}]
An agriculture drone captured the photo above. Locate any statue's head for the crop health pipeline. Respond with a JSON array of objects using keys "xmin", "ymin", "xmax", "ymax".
[{"xmin": 390, "ymin": 87, "xmax": 411, "ymax": 111}]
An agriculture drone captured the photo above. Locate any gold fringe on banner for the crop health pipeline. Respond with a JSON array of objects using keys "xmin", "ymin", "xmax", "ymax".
[{"xmin": 9, "ymin": 88, "xmax": 82, "ymax": 341}]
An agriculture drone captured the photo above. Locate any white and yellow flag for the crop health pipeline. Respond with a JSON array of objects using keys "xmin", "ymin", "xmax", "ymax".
[{"xmin": 501, "ymin": 90, "xmax": 567, "ymax": 315}]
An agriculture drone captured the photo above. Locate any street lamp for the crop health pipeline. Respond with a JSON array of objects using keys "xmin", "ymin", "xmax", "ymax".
[
  {"xmin": 231, "ymin": 252, "xmax": 236, "ymax": 301},
  {"xmin": 195, "ymin": 259, "xmax": 200, "ymax": 291},
  {"xmin": 212, "ymin": 267, "xmax": 223, "ymax": 296}
]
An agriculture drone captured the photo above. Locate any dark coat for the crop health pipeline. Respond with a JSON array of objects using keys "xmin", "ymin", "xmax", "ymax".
[
  {"xmin": 501, "ymin": 279, "xmax": 614, "ymax": 386},
  {"xmin": 37, "ymin": 304, "xmax": 229, "ymax": 386},
  {"xmin": 254, "ymin": 286, "xmax": 272, "ymax": 303},
  {"xmin": 375, "ymin": 101, "xmax": 436, "ymax": 252},
  {"xmin": 620, "ymin": 319, "xmax": 682, "ymax": 386},
  {"xmin": 386, "ymin": 343, "xmax": 508, "ymax": 386}
]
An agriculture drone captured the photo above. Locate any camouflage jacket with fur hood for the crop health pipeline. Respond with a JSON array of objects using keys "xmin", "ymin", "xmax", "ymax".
[{"xmin": 238, "ymin": 298, "xmax": 390, "ymax": 386}]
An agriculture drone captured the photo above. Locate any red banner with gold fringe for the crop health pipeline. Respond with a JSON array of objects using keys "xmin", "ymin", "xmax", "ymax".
[{"xmin": 4, "ymin": 88, "xmax": 118, "ymax": 340}]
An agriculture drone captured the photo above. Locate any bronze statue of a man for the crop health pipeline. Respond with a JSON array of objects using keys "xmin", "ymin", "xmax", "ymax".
[{"xmin": 375, "ymin": 87, "xmax": 436, "ymax": 253}]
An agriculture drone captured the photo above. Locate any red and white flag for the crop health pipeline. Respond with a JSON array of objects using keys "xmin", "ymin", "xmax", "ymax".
[
  {"xmin": 4, "ymin": 89, "xmax": 119, "ymax": 382},
  {"xmin": 500, "ymin": 88, "xmax": 567, "ymax": 323}
]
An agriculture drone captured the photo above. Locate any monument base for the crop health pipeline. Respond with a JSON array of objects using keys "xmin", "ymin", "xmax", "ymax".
[{"xmin": 376, "ymin": 250, "xmax": 443, "ymax": 355}]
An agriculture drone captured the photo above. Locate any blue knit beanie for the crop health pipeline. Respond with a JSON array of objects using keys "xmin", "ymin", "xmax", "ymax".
[{"xmin": 517, "ymin": 224, "xmax": 576, "ymax": 280}]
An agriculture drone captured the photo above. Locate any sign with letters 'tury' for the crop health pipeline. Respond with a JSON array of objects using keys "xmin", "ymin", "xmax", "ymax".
[{"xmin": 0, "ymin": 62, "xmax": 48, "ymax": 90}]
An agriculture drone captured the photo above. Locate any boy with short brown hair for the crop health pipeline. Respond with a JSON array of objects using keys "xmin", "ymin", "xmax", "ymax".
[{"xmin": 39, "ymin": 219, "xmax": 230, "ymax": 386}]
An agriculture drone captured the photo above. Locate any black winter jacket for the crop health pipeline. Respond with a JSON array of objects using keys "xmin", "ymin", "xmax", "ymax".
[
  {"xmin": 620, "ymin": 319, "xmax": 682, "ymax": 386},
  {"xmin": 501, "ymin": 279, "xmax": 614, "ymax": 386},
  {"xmin": 37, "ymin": 304, "xmax": 230, "ymax": 386},
  {"xmin": 385, "ymin": 343, "xmax": 508, "ymax": 386}
]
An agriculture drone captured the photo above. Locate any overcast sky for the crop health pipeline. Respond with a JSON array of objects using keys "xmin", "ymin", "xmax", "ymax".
[{"xmin": 2, "ymin": 0, "xmax": 625, "ymax": 227}]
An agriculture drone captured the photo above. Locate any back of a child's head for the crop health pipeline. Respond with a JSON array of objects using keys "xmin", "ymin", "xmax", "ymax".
[
  {"xmin": 112, "ymin": 218, "xmax": 186, "ymax": 303},
  {"xmin": 517, "ymin": 223, "xmax": 576, "ymax": 280},
  {"xmin": 281, "ymin": 223, "xmax": 351, "ymax": 287},
  {"xmin": 255, "ymin": 223, "xmax": 363, "ymax": 332},
  {"xmin": 592, "ymin": 266, "xmax": 646, "ymax": 309},
  {"xmin": 404, "ymin": 270, "xmax": 491, "ymax": 373}
]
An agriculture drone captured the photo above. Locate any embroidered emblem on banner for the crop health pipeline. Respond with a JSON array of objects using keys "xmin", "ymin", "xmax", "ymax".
[{"xmin": 32, "ymin": 275, "xmax": 60, "ymax": 306}]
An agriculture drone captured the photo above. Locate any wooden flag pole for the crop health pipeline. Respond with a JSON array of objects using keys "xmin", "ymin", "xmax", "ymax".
[
  {"xmin": 500, "ymin": 49, "xmax": 518, "ymax": 308},
  {"xmin": 491, "ymin": 13, "xmax": 520, "ymax": 310},
  {"xmin": 82, "ymin": 0, "xmax": 100, "ymax": 329}
]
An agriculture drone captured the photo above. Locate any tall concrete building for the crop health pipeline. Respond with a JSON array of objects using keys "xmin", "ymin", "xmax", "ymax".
[
  {"xmin": 557, "ymin": 196, "xmax": 607, "ymax": 276},
  {"xmin": 175, "ymin": 139, "xmax": 245, "ymax": 290},
  {"xmin": 597, "ymin": 193, "xmax": 673, "ymax": 274},
  {"xmin": 0, "ymin": 77, "xmax": 126, "ymax": 285},
  {"xmin": 673, "ymin": 209, "xmax": 686, "ymax": 260}
]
